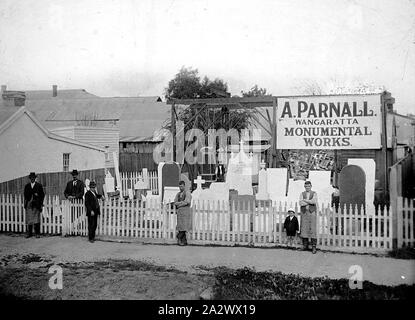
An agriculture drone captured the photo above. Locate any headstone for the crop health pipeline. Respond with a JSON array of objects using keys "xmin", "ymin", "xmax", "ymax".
[
  {"xmin": 158, "ymin": 162, "xmax": 181, "ymax": 200},
  {"xmin": 128, "ymin": 189, "xmax": 134, "ymax": 200},
  {"xmin": 113, "ymin": 152, "xmax": 122, "ymax": 193},
  {"xmin": 256, "ymin": 162, "xmax": 269, "ymax": 200},
  {"xmin": 143, "ymin": 190, "xmax": 159, "ymax": 201},
  {"xmin": 267, "ymin": 168, "xmax": 288, "ymax": 202},
  {"xmin": 194, "ymin": 175, "xmax": 206, "ymax": 190},
  {"xmin": 209, "ymin": 182, "xmax": 230, "ymax": 201},
  {"xmin": 286, "ymin": 179, "xmax": 306, "ymax": 208},
  {"xmin": 142, "ymin": 168, "xmax": 149, "ymax": 189},
  {"xmin": 105, "ymin": 171, "xmax": 115, "ymax": 193},
  {"xmin": 134, "ymin": 175, "xmax": 147, "ymax": 190},
  {"xmin": 308, "ymin": 170, "xmax": 332, "ymax": 205},
  {"xmin": 163, "ymin": 186, "xmax": 180, "ymax": 203},
  {"xmin": 348, "ymin": 159, "xmax": 376, "ymax": 215},
  {"xmin": 339, "ymin": 165, "xmax": 366, "ymax": 206},
  {"xmin": 226, "ymin": 141, "xmax": 253, "ymax": 195}
]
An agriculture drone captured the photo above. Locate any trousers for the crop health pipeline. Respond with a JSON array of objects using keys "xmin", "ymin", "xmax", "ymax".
[{"xmin": 88, "ymin": 215, "xmax": 98, "ymax": 240}]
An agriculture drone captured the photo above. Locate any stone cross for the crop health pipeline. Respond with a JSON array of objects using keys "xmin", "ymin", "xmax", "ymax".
[{"xmin": 194, "ymin": 175, "xmax": 206, "ymax": 190}]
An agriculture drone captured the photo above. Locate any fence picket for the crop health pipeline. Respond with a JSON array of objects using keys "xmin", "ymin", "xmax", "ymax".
[{"xmin": 0, "ymin": 194, "xmax": 414, "ymax": 252}]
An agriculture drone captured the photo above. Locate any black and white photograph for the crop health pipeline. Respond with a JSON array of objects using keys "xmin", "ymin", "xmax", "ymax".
[{"xmin": 0, "ymin": 0, "xmax": 414, "ymax": 308}]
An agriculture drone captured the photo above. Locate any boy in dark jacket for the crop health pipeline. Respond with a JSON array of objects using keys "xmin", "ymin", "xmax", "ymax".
[{"xmin": 283, "ymin": 208, "xmax": 299, "ymax": 246}]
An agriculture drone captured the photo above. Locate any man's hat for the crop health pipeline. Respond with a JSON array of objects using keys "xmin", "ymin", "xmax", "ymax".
[
  {"xmin": 288, "ymin": 208, "xmax": 295, "ymax": 213},
  {"xmin": 28, "ymin": 172, "xmax": 37, "ymax": 179},
  {"xmin": 89, "ymin": 181, "xmax": 96, "ymax": 187},
  {"xmin": 71, "ymin": 169, "xmax": 79, "ymax": 176}
]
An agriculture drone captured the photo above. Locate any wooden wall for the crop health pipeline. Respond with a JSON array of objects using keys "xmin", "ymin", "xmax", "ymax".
[
  {"xmin": 119, "ymin": 152, "xmax": 158, "ymax": 172},
  {"xmin": 0, "ymin": 168, "xmax": 109, "ymax": 198}
]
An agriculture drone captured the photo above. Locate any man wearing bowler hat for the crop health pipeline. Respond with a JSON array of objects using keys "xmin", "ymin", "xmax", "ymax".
[
  {"xmin": 84, "ymin": 180, "xmax": 103, "ymax": 242},
  {"xmin": 23, "ymin": 172, "xmax": 45, "ymax": 238},
  {"xmin": 64, "ymin": 169, "xmax": 85, "ymax": 200}
]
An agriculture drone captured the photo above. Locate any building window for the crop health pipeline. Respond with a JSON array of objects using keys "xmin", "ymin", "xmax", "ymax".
[{"xmin": 63, "ymin": 153, "xmax": 70, "ymax": 172}]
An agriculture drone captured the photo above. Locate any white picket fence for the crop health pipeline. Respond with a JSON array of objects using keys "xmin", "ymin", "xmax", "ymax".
[
  {"xmin": 397, "ymin": 197, "xmax": 415, "ymax": 247},
  {"xmin": 0, "ymin": 194, "xmax": 63, "ymax": 234},
  {"xmin": 120, "ymin": 171, "xmax": 158, "ymax": 198},
  {"xmin": 0, "ymin": 194, "xmax": 399, "ymax": 253}
]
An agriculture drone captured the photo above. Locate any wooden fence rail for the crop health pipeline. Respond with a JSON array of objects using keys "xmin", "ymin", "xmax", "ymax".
[{"xmin": 0, "ymin": 194, "xmax": 402, "ymax": 253}]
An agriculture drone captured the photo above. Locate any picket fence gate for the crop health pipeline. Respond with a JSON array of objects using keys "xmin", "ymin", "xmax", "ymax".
[
  {"xmin": 120, "ymin": 171, "xmax": 158, "ymax": 198},
  {"xmin": 0, "ymin": 194, "xmax": 400, "ymax": 253}
]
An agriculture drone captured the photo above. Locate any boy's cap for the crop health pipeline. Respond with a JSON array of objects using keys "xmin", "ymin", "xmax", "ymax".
[{"xmin": 288, "ymin": 208, "xmax": 295, "ymax": 213}]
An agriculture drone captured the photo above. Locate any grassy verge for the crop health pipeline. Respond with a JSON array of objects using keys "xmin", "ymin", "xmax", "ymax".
[
  {"xmin": 388, "ymin": 247, "xmax": 415, "ymax": 260},
  {"xmin": 213, "ymin": 267, "xmax": 415, "ymax": 300}
]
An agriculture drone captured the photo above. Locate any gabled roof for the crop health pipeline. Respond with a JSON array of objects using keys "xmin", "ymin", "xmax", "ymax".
[
  {"xmin": 25, "ymin": 89, "xmax": 98, "ymax": 100},
  {"xmin": 25, "ymin": 97, "xmax": 171, "ymax": 141},
  {"xmin": 0, "ymin": 107, "xmax": 106, "ymax": 152}
]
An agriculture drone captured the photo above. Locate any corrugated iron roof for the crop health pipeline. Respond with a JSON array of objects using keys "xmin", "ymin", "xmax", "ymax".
[
  {"xmin": 0, "ymin": 108, "xmax": 19, "ymax": 127},
  {"xmin": 25, "ymin": 89, "xmax": 98, "ymax": 100},
  {"xmin": 25, "ymin": 97, "xmax": 171, "ymax": 142}
]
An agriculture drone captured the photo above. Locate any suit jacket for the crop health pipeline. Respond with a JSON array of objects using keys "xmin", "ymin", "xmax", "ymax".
[
  {"xmin": 84, "ymin": 190, "xmax": 102, "ymax": 216},
  {"xmin": 64, "ymin": 179, "xmax": 85, "ymax": 199},
  {"xmin": 283, "ymin": 215, "xmax": 299, "ymax": 236},
  {"xmin": 24, "ymin": 182, "xmax": 45, "ymax": 211}
]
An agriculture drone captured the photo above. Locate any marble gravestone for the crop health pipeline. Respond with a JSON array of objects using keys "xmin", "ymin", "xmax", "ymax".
[
  {"xmin": 256, "ymin": 162, "xmax": 269, "ymax": 201},
  {"xmin": 348, "ymin": 159, "xmax": 376, "ymax": 215},
  {"xmin": 141, "ymin": 168, "xmax": 149, "ymax": 189},
  {"xmin": 226, "ymin": 143, "xmax": 253, "ymax": 195},
  {"xmin": 339, "ymin": 165, "xmax": 366, "ymax": 207},
  {"xmin": 158, "ymin": 162, "xmax": 181, "ymax": 201},
  {"xmin": 286, "ymin": 179, "xmax": 306, "ymax": 208},
  {"xmin": 308, "ymin": 171, "xmax": 332, "ymax": 205},
  {"xmin": 266, "ymin": 168, "xmax": 288, "ymax": 203},
  {"xmin": 163, "ymin": 186, "xmax": 180, "ymax": 204},
  {"xmin": 105, "ymin": 171, "xmax": 115, "ymax": 193}
]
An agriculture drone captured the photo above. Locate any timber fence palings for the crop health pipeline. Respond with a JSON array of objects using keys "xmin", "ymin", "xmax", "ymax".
[{"xmin": 0, "ymin": 194, "xmax": 407, "ymax": 252}]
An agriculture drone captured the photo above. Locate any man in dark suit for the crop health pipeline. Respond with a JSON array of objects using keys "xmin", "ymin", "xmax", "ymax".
[
  {"xmin": 84, "ymin": 181, "xmax": 103, "ymax": 242},
  {"xmin": 64, "ymin": 169, "xmax": 85, "ymax": 200},
  {"xmin": 23, "ymin": 172, "xmax": 45, "ymax": 238}
]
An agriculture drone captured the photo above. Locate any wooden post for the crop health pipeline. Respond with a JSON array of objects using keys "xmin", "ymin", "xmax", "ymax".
[
  {"xmin": 171, "ymin": 102, "xmax": 176, "ymax": 162},
  {"xmin": 270, "ymin": 97, "xmax": 277, "ymax": 168}
]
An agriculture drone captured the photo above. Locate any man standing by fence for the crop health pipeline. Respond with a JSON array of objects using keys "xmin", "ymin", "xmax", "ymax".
[
  {"xmin": 64, "ymin": 169, "xmax": 85, "ymax": 200},
  {"xmin": 23, "ymin": 172, "xmax": 45, "ymax": 238},
  {"xmin": 84, "ymin": 181, "xmax": 103, "ymax": 243},
  {"xmin": 299, "ymin": 180, "xmax": 318, "ymax": 254},
  {"xmin": 174, "ymin": 180, "xmax": 192, "ymax": 246}
]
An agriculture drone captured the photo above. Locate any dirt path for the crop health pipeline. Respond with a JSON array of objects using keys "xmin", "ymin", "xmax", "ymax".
[{"xmin": 1, "ymin": 234, "xmax": 414, "ymax": 287}]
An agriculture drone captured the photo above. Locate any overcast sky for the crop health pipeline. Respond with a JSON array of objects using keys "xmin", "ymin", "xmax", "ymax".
[{"xmin": 0, "ymin": 0, "xmax": 414, "ymax": 114}]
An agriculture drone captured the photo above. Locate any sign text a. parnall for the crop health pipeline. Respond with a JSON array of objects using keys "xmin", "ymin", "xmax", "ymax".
[{"xmin": 279, "ymin": 99, "xmax": 376, "ymax": 119}]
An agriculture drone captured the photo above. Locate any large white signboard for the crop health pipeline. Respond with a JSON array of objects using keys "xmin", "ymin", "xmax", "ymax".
[{"xmin": 276, "ymin": 95, "xmax": 382, "ymax": 149}]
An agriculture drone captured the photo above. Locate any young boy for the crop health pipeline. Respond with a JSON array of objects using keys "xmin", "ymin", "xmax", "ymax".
[{"xmin": 283, "ymin": 208, "xmax": 299, "ymax": 246}]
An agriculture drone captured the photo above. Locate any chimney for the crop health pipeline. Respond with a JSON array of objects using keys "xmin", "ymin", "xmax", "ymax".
[
  {"xmin": 2, "ymin": 91, "xmax": 26, "ymax": 107},
  {"xmin": 52, "ymin": 85, "xmax": 57, "ymax": 97},
  {"xmin": 1, "ymin": 85, "xmax": 6, "ymax": 93}
]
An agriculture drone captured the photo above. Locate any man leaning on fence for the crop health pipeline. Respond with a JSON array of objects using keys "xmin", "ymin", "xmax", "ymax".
[
  {"xmin": 299, "ymin": 180, "xmax": 318, "ymax": 254},
  {"xmin": 24, "ymin": 172, "xmax": 45, "ymax": 238},
  {"xmin": 64, "ymin": 169, "xmax": 85, "ymax": 200},
  {"xmin": 84, "ymin": 181, "xmax": 103, "ymax": 243}
]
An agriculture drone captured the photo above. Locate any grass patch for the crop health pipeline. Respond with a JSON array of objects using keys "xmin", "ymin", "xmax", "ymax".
[
  {"xmin": 213, "ymin": 267, "xmax": 415, "ymax": 300},
  {"xmin": 388, "ymin": 247, "xmax": 415, "ymax": 260}
]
